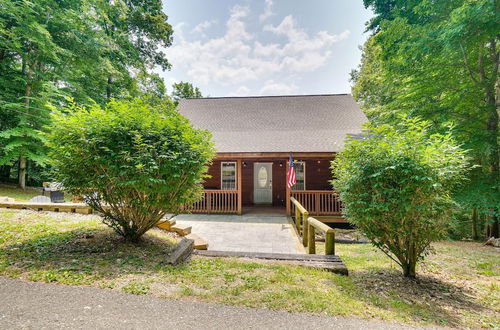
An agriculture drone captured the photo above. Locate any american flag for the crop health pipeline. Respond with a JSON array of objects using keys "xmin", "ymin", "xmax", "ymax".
[{"xmin": 287, "ymin": 152, "xmax": 296, "ymax": 189}]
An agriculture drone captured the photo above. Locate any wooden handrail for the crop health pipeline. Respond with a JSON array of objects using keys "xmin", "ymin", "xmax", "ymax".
[
  {"xmin": 290, "ymin": 196, "xmax": 336, "ymax": 256},
  {"xmin": 290, "ymin": 197, "xmax": 309, "ymax": 246},
  {"xmin": 290, "ymin": 197, "xmax": 308, "ymax": 213},
  {"xmin": 308, "ymin": 217, "xmax": 335, "ymax": 233},
  {"xmin": 201, "ymin": 189, "xmax": 237, "ymax": 193},
  {"xmin": 307, "ymin": 217, "xmax": 335, "ymax": 255}
]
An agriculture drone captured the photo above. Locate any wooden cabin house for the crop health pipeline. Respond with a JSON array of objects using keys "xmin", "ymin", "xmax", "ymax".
[{"xmin": 177, "ymin": 94, "xmax": 368, "ymax": 218}]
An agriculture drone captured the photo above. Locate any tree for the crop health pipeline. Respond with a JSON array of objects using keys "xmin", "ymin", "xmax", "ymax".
[
  {"xmin": 332, "ymin": 117, "xmax": 469, "ymax": 278},
  {"xmin": 77, "ymin": 0, "xmax": 173, "ymax": 103},
  {"xmin": 46, "ymin": 99, "xmax": 215, "ymax": 242},
  {"xmin": 0, "ymin": 0, "xmax": 174, "ymax": 188},
  {"xmin": 171, "ymin": 81, "xmax": 203, "ymax": 105},
  {"xmin": 353, "ymin": 0, "xmax": 500, "ymax": 237},
  {"xmin": 0, "ymin": 0, "xmax": 88, "ymax": 188}
]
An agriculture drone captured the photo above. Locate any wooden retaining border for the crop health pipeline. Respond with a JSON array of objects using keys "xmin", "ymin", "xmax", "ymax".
[
  {"xmin": 0, "ymin": 201, "xmax": 93, "ymax": 214},
  {"xmin": 193, "ymin": 250, "xmax": 348, "ymax": 275}
]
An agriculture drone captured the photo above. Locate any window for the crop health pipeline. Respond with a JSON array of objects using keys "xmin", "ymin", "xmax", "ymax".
[
  {"xmin": 221, "ymin": 162, "xmax": 237, "ymax": 190},
  {"xmin": 292, "ymin": 161, "xmax": 305, "ymax": 190}
]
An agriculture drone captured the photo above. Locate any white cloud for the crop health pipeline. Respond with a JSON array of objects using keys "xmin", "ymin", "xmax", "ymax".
[
  {"xmin": 226, "ymin": 5, "xmax": 252, "ymax": 41},
  {"xmin": 192, "ymin": 20, "xmax": 217, "ymax": 34},
  {"xmin": 228, "ymin": 85, "xmax": 251, "ymax": 96},
  {"xmin": 172, "ymin": 22, "xmax": 187, "ymax": 43},
  {"xmin": 166, "ymin": 5, "xmax": 349, "ymax": 95},
  {"xmin": 259, "ymin": 0, "xmax": 274, "ymax": 22},
  {"xmin": 259, "ymin": 80, "xmax": 298, "ymax": 95}
]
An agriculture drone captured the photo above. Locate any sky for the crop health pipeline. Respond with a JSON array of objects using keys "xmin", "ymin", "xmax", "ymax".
[{"xmin": 160, "ymin": 1, "xmax": 373, "ymax": 97}]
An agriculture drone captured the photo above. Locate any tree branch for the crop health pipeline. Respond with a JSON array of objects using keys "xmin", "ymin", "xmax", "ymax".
[{"xmin": 459, "ymin": 42, "xmax": 479, "ymax": 85}]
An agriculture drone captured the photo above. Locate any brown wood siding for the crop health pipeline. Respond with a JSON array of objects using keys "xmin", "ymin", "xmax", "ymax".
[
  {"xmin": 204, "ymin": 159, "xmax": 221, "ymax": 189},
  {"xmin": 303, "ymin": 158, "xmax": 334, "ymax": 190},
  {"xmin": 202, "ymin": 155, "xmax": 335, "ymax": 206}
]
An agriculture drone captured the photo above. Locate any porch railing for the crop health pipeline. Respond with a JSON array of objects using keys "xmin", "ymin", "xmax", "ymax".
[
  {"xmin": 290, "ymin": 197, "xmax": 336, "ymax": 255},
  {"xmin": 185, "ymin": 190, "xmax": 239, "ymax": 214},
  {"xmin": 290, "ymin": 190, "xmax": 342, "ymax": 216}
]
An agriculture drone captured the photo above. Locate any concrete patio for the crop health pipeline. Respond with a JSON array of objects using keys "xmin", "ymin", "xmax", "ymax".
[{"xmin": 175, "ymin": 214, "xmax": 305, "ymax": 254}]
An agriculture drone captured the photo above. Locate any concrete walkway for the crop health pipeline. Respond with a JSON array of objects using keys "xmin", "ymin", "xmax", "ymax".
[
  {"xmin": 176, "ymin": 214, "xmax": 305, "ymax": 254},
  {"xmin": 0, "ymin": 277, "xmax": 422, "ymax": 330}
]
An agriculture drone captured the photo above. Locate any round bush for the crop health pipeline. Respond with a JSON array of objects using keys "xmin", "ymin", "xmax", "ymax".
[
  {"xmin": 332, "ymin": 117, "xmax": 469, "ymax": 277},
  {"xmin": 46, "ymin": 99, "xmax": 215, "ymax": 241}
]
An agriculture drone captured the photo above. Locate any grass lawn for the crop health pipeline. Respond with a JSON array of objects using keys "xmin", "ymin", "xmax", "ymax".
[
  {"xmin": 0, "ymin": 208, "xmax": 498, "ymax": 328},
  {"xmin": 0, "ymin": 184, "xmax": 44, "ymax": 201}
]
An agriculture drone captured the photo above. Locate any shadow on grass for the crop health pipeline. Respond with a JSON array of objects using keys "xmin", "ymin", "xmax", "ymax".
[
  {"xmin": 0, "ymin": 227, "xmax": 175, "ymax": 285},
  {"xmin": 345, "ymin": 268, "xmax": 489, "ymax": 327}
]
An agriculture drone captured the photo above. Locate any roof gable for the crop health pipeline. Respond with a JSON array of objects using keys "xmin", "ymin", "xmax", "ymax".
[{"xmin": 177, "ymin": 94, "xmax": 367, "ymax": 153}]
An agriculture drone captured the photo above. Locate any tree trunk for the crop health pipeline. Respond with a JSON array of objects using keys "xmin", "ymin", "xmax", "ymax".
[
  {"xmin": 106, "ymin": 75, "xmax": 112, "ymax": 99},
  {"xmin": 18, "ymin": 156, "xmax": 26, "ymax": 190},
  {"xmin": 403, "ymin": 261, "xmax": 416, "ymax": 278},
  {"xmin": 472, "ymin": 208, "xmax": 479, "ymax": 240},
  {"xmin": 486, "ymin": 219, "xmax": 499, "ymax": 238},
  {"xmin": 485, "ymin": 88, "xmax": 499, "ymax": 237},
  {"xmin": 19, "ymin": 55, "xmax": 33, "ymax": 190},
  {"xmin": 483, "ymin": 39, "xmax": 499, "ymax": 238}
]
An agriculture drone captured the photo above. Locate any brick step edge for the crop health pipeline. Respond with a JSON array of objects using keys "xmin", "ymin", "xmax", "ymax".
[
  {"xmin": 156, "ymin": 218, "xmax": 177, "ymax": 231},
  {"xmin": 170, "ymin": 224, "xmax": 192, "ymax": 236},
  {"xmin": 185, "ymin": 233, "xmax": 208, "ymax": 250}
]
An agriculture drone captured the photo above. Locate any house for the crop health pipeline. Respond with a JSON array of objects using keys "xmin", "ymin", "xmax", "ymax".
[{"xmin": 177, "ymin": 94, "xmax": 368, "ymax": 217}]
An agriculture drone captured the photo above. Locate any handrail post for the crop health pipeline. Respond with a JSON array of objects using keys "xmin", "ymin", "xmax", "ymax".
[
  {"xmin": 325, "ymin": 231, "xmax": 335, "ymax": 255},
  {"xmin": 307, "ymin": 223, "xmax": 315, "ymax": 254},
  {"xmin": 237, "ymin": 159, "xmax": 242, "ymax": 215},
  {"xmin": 295, "ymin": 208, "xmax": 301, "ymax": 234},
  {"xmin": 315, "ymin": 193, "xmax": 320, "ymax": 215},
  {"xmin": 302, "ymin": 211, "xmax": 309, "ymax": 247},
  {"xmin": 207, "ymin": 192, "xmax": 211, "ymax": 214}
]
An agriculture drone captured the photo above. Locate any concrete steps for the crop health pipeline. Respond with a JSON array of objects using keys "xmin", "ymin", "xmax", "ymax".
[
  {"xmin": 157, "ymin": 217, "xmax": 208, "ymax": 250},
  {"xmin": 185, "ymin": 233, "xmax": 208, "ymax": 250},
  {"xmin": 170, "ymin": 223, "xmax": 192, "ymax": 236},
  {"xmin": 156, "ymin": 218, "xmax": 176, "ymax": 231}
]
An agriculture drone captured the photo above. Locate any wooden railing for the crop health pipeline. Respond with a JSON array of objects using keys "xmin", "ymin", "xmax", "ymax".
[
  {"xmin": 290, "ymin": 197, "xmax": 309, "ymax": 247},
  {"xmin": 291, "ymin": 197, "xmax": 336, "ymax": 255},
  {"xmin": 185, "ymin": 190, "xmax": 240, "ymax": 214},
  {"xmin": 290, "ymin": 190, "xmax": 342, "ymax": 216},
  {"xmin": 307, "ymin": 217, "xmax": 335, "ymax": 255}
]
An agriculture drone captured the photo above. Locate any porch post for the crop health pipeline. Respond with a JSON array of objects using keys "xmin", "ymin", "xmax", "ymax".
[
  {"xmin": 237, "ymin": 159, "xmax": 242, "ymax": 215},
  {"xmin": 286, "ymin": 159, "xmax": 291, "ymax": 216}
]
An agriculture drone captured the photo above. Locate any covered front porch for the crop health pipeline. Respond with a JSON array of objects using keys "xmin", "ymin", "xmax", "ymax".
[{"xmin": 185, "ymin": 152, "xmax": 343, "ymax": 217}]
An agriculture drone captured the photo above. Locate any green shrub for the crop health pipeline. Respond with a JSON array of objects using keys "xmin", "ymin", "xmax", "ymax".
[
  {"xmin": 332, "ymin": 117, "xmax": 469, "ymax": 277},
  {"xmin": 46, "ymin": 99, "xmax": 215, "ymax": 241}
]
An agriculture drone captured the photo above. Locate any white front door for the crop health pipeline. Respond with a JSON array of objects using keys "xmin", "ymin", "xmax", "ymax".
[{"xmin": 254, "ymin": 162, "xmax": 273, "ymax": 204}]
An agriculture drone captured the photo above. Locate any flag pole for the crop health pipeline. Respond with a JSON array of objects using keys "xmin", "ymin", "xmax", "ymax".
[{"xmin": 286, "ymin": 152, "xmax": 291, "ymax": 216}]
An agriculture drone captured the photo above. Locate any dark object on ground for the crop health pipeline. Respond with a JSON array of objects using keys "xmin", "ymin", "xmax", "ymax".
[
  {"xmin": 42, "ymin": 182, "xmax": 65, "ymax": 203},
  {"xmin": 194, "ymin": 250, "xmax": 348, "ymax": 275},
  {"xmin": 166, "ymin": 238, "xmax": 194, "ymax": 265},
  {"xmin": 49, "ymin": 191, "xmax": 65, "ymax": 203}
]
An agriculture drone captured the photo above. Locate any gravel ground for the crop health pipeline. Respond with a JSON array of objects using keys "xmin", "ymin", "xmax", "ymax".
[{"xmin": 0, "ymin": 277, "xmax": 428, "ymax": 330}]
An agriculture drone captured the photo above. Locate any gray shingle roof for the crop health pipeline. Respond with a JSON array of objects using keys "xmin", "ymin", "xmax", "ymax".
[{"xmin": 177, "ymin": 94, "xmax": 368, "ymax": 153}]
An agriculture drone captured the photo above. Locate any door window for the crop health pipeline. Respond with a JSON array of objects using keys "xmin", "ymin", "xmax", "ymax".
[{"xmin": 258, "ymin": 166, "xmax": 268, "ymax": 187}]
